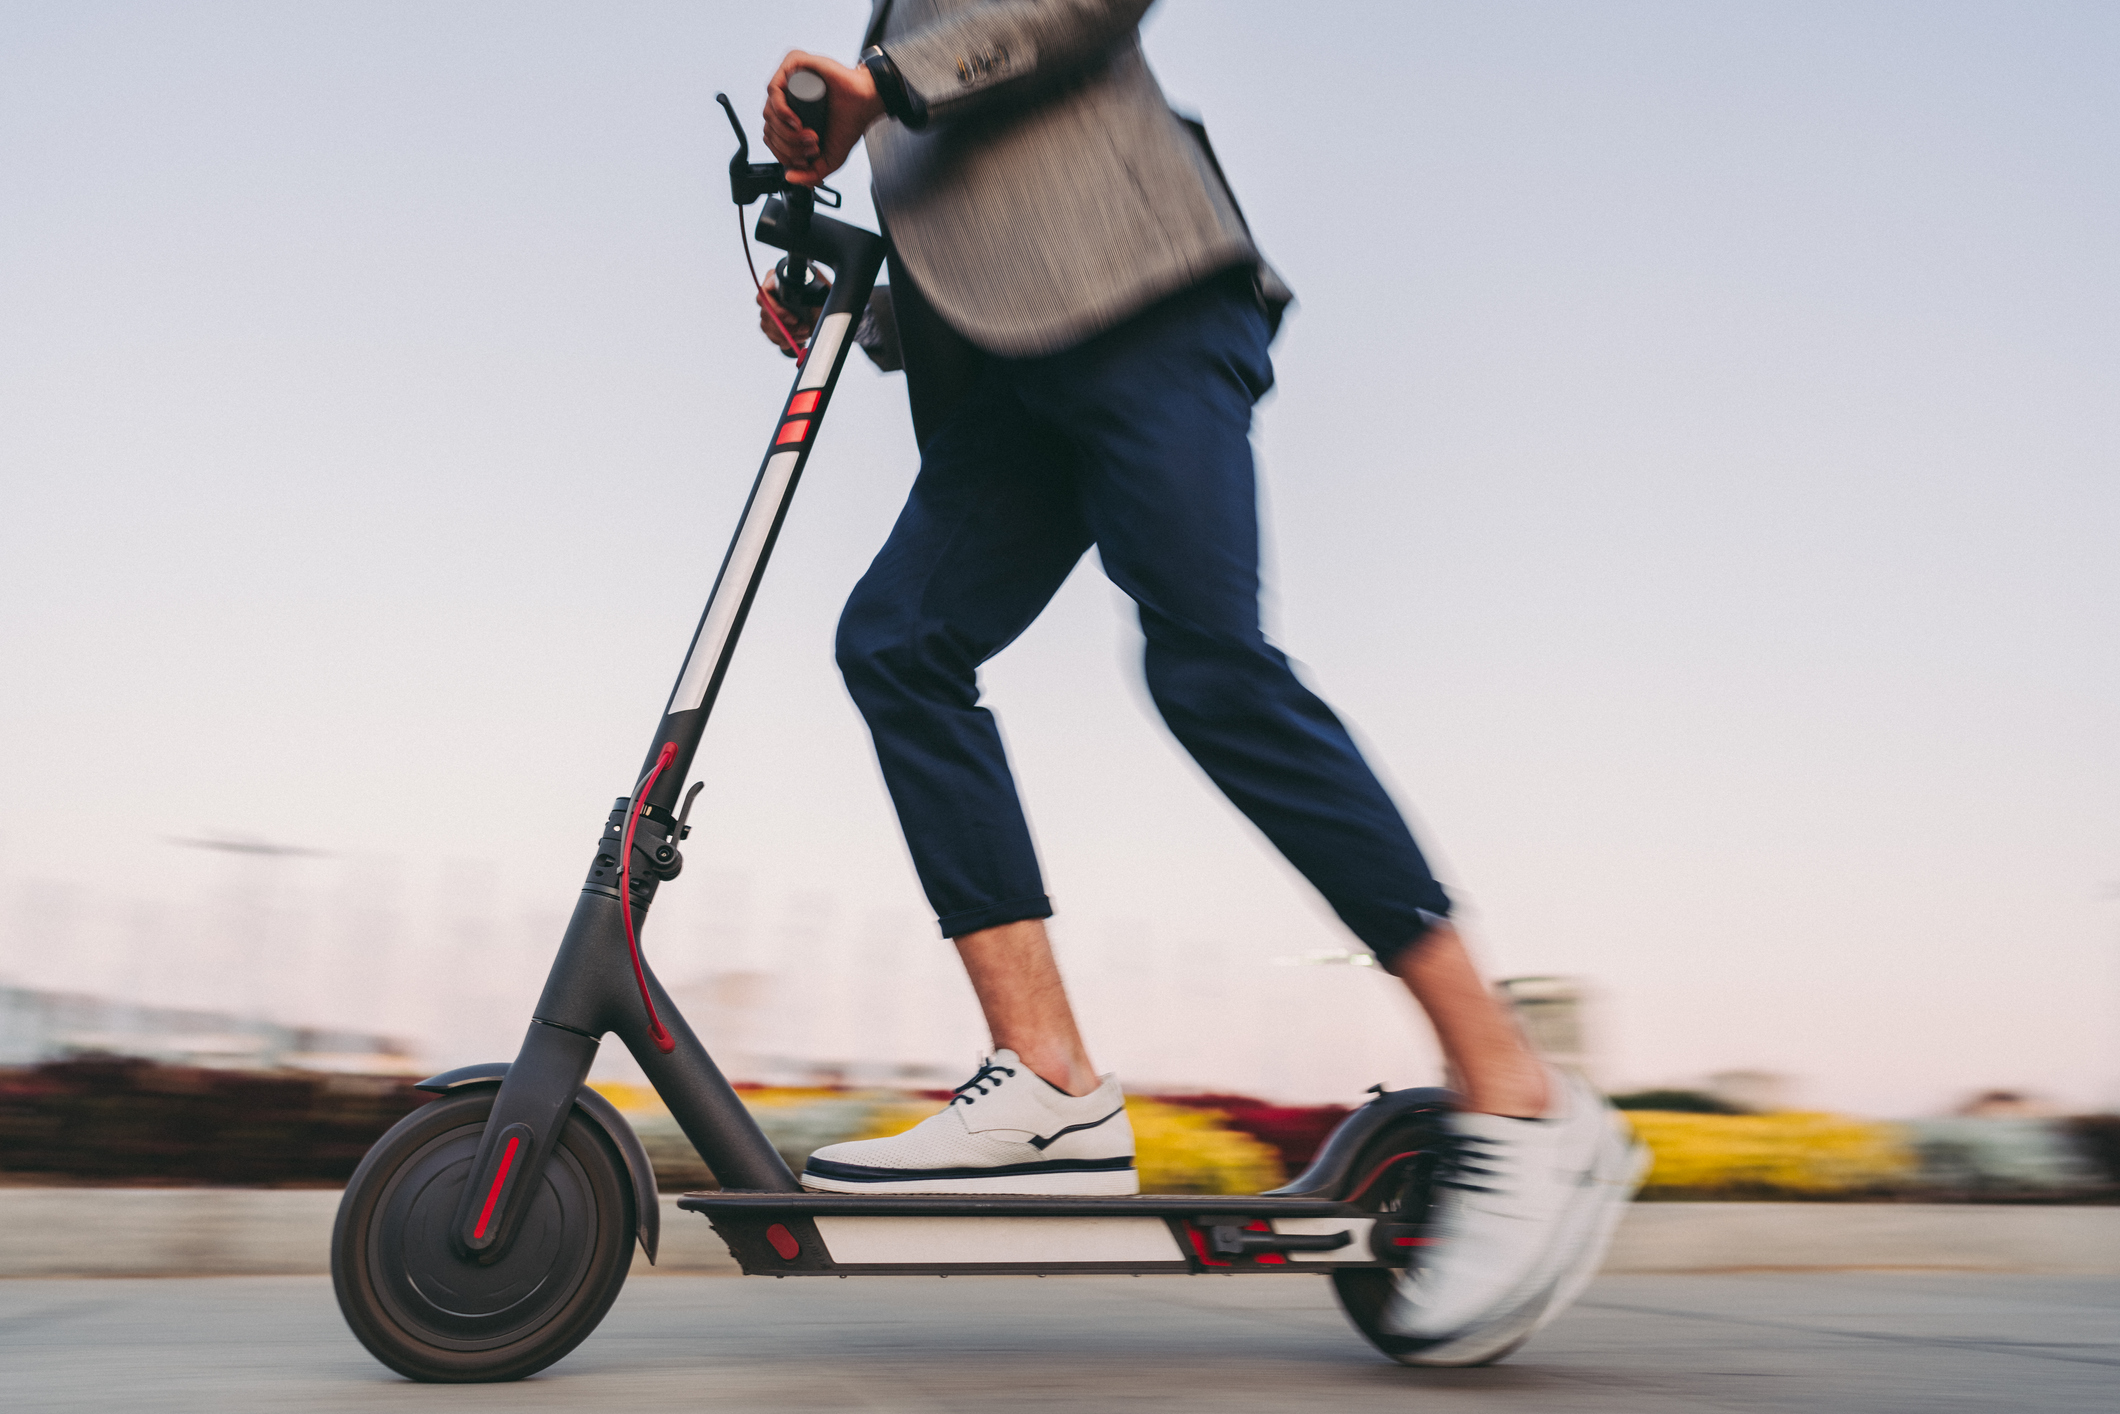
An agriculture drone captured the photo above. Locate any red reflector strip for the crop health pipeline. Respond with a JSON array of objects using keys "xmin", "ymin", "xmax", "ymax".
[
  {"xmin": 473, "ymin": 1135, "xmax": 521, "ymax": 1239},
  {"xmin": 1184, "ymin": 1227, "xmax": 1228, "ymax": 1267},
  {"xmin": 765, "ymin": 1222, "xmax": 801, "ymax": 1260},
  {"xmin": 774, "ymin": 418, "xmax": 810, "ymax": 445},
  {"xmin": 786, "ymin": 389, "xmax": 821, "ymax": 415}
]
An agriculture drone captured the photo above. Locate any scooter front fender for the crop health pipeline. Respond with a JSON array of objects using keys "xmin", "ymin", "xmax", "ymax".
[{"xmin": 417, "ymin": 1063, "xmax": 662, "ymax": 1263}]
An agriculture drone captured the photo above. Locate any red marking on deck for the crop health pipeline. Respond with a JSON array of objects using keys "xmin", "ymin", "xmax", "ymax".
[
  {"xmin": 1185, "ymin": 1227, "xmax": 1229, "ymax": 1268},
  {"xmin": 765, "ymin": 1223, "xmax": 801, "ymax": 1260}
]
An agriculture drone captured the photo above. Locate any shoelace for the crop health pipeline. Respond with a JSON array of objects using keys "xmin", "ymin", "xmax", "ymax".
[
  {"xmin": 1428, "ymin": 1129, "xmax": 1506, "ymax": 1197},
  {"xmin": 949, "ymin": 1058, "xmax": 1017, "ymax": 1106}
]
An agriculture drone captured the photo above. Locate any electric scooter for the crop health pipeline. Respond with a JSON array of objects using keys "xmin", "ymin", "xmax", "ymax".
[{"xmin": 331, "ymin": 78, "xmax": 1469, "ymax": 1382}]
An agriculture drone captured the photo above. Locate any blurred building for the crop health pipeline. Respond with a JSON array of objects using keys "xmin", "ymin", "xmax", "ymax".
[
  {"xmin": 1707, "ymin": 1069, "xmax": 1794, "ymax": 1114},
  {"xmin": 1495, "ymin": 975, "xmax": 1599, "ymax": 1082},
  {"xmin": 1953, "ymin": 1088, "xmax": 2063, "ymax": 1118},
  {"xmin": 1904, "ymin": 1115, "xmax": 2102, "ymax": 1192},
  {"xmin": 665, "ymin": 968, "xmax": 958, "ymax": 1089},
  {"xmin": 0, "ymin": 984, "xmax": 419, "ymax": 1073}
]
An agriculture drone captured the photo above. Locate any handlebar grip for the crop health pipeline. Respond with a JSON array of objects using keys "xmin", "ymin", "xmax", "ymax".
[
  {"xmin": 780, "ymin": 69, "xmax": 830, "ymax": 323},
  {"xmin": 785, "ymin": 69, "xmax": 829, "ymax": 148}
]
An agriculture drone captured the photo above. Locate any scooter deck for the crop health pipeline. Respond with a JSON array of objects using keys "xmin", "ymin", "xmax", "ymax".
[{"xmin": 679, "ymin": 1191, "xmax": 1404, "ymax": 1277}]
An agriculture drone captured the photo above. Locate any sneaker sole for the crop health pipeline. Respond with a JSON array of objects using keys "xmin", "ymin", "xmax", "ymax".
[
  {"xmin": 1382, "ymin": 1081, "xmax": 1639, "ymax": 1350},
  {"xmin": 1390, "ymin": 1118, "xmax": 1648, "ymax": 1365},
  {"xmin": 800, "ymin": 1168, "xmax": 1142, "ymax": 1197},
  {"xmin": 1531, "ymin": 1130, "xmax": 1652, "ymax": 1328},
  {"xmin": 1376, "ymin": 1281, "xmax": 1556, "ymax": 1367},
  {"xmin": 1391, "ymin": 1131, "xmax": 1646, "ymax": 1367}
]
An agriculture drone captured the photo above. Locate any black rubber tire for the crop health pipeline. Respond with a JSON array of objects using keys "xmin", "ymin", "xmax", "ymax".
[
  {"xmin": 1330, "ymin": 1113, "xmax": 1532, "ymax": 1368},
  {"xmin": 331, "ymin": 1089, "xmax": 634, "ymax": 1383}
]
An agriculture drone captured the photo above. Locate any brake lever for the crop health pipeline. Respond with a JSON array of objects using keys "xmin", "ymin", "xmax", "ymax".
[
  {"xmin": 716, "ymin": 92, "xmax": 788, "ymax": 206},
  {"xmin": 714, "ymin": 92, "xmax": 843, "ymax": 211}
]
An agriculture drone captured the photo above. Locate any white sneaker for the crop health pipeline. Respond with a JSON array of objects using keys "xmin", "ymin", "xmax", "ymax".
[
  {"xmin": 801, "ymin": 1051, "xmax": 1138, "ymax": 1195},
  {"xmin": 1381, "ymin": 1069, "xmax": 1645, "ymax": 1363}
]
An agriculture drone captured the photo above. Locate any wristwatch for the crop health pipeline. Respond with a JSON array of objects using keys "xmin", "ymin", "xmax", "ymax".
[{"xmin": 860, "ymin": 46, "xmax": 928, "ymax": 129}]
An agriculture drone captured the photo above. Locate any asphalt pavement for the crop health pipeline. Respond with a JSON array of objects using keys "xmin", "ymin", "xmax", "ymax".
[{"xmin": 4, "ymin": 1270, "xmax": 2115, "ymax": 1413}]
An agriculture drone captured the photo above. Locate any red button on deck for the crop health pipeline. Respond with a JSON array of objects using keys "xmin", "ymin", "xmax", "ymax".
[
  {"xmin": 786, "ymin": 389, "xmax": 821, "ymax": 415},
  {"xmin": 774, "ymin": 418, "xmax": 810, "ymax": 446}
]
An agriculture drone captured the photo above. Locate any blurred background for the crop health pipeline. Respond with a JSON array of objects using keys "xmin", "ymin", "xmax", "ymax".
[{"xmin": 3, "ymin": 0, "xmax": 2117, "ymax": 1147}]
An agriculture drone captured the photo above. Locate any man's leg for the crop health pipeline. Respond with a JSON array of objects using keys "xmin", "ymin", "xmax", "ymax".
[
  {"xmin": 835, "ymin": 375, "xmax": 1090, "ymax": 947},
  {"xmin": 953, "ymin": 880, "xmax": 1540, "ymax": 1112},
  {"xmin": 1388, "ymin": 923, "xmax": 1548, "ymax": 1117},
  {"xmin": 1020, "ymin": 275, "xmax": 1546, "ymax": 1114},
  {"xmin": 834, "ymin": 365, "xmax": 1112, "ymax": 1102},
  {"xmin": 1014, "ymin": 273, "xmax": 1636, "ymax": 1348},
  {"xmin": 810, "ymin": 318, "xmax": 1153, "ymax": 1194},
  {"xmin": 955, "ymin": 919, "xmax": 1099, "ymax": 1097}
]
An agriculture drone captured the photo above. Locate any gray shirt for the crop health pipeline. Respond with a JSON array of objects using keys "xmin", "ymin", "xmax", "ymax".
[{"xmin": 860, "ymin": 0, "xmax": 1290, "ymax": 359}]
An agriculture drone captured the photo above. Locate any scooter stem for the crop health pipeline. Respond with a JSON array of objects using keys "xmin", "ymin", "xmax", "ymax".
[{"xmin": 452, "ymin": 196, "xmax": 889, "ymax": 1260}]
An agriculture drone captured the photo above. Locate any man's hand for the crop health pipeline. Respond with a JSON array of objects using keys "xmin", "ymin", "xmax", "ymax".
[
  {"xmin": 757, "ymin": 270, "xmax": 826, "ymax": 358},
  {"xmin": 762, "ymin": 52, "xmax": 884, "ymax": 187}
]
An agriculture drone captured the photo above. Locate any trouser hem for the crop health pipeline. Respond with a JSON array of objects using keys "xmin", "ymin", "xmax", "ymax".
[
  {"xmin": 937, "ymin": 894, "xmax": 1054, "ymax": 940},
  {"xmin": 1366, "ymin": 907, "xmax": 1454, "ymax": 971}
]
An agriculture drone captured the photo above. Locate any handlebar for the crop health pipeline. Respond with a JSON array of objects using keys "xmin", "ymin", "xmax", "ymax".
[
  {"xmin": 784, "ymin": 69, "xmax": 829, "ymax": 148},
  {"xmin": 774, "ymin": 71, "xmax": 831, "ymax": 316}
]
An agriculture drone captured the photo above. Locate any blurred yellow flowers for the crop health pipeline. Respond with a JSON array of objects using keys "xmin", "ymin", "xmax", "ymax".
[{"xmin": 1626, "ymin": 1111, "xmax": 1917, "ymax": 1196}]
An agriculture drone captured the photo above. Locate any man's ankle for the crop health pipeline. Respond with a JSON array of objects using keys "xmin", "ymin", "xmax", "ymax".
[
  {"xmin": 1388, "ymin": 923, "xmax": 1554, "ymax": 1118},
  {"xmin": 1458, "ymin": 1067, "xmax": 1552, "ymax": 1118},
  {"xmin": 1002, "ymin": 1047, "xmax": 1100, "ymax": 1098}
]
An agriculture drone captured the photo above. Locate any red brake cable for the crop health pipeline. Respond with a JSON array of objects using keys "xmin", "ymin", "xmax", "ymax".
[
  {"xmin": 619, "ymin": 742, "xmax": 679, "ymax": 1053},
  {"xmin": 740, "ymin": 207, "xmax": 808, "ymax": 364},
  {"xmin": 623, "ymin": 202, "xmax": 804, "ymax": 1051}
]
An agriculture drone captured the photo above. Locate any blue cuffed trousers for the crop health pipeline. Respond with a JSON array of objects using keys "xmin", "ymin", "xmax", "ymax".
[{"xmin": 836, "ymin": 269, "xmax": 1451, "ymax": 963}]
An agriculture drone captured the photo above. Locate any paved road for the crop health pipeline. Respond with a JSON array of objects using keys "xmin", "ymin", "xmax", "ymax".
[{"xmin": 4, "ymin": 1271, "xmax": 2115, "ymax": 1412}]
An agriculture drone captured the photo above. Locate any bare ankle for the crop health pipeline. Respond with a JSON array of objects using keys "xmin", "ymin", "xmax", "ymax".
[
  {"xmin": 954, "ymin": 919, "xmax": 1102, "ymax": 1097},
  {"xmin": 1388, "ymin": 922, "xmax": 1553, "ymax": 1118},
  {"xmin": 1458, "ymin": 1067, "xmax": 1551, "ymax": 1118},
  {"xmin": 1006, "ymin": 1046, "xmax": 1100, "ymax": 1098}
]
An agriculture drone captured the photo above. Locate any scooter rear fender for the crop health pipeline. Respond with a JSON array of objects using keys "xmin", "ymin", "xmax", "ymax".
[
  {"xmin": 1264, "ymin": 1087, "xmax": 1460, "ymax": 1199},
  {"xmin": 417, "ymin": 1062, "xmax": 661, "ymax": 1263}
]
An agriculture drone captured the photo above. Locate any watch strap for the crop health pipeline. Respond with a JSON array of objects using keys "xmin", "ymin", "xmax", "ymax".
[{"xmin": 861, "ymin": 45, "xmax": 929, "ymax": 130}]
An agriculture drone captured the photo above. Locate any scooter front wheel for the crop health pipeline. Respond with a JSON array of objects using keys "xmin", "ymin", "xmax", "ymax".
[{"xmin": 332, "ymin": 1088, "xmax": 634, "ymax": 1382}]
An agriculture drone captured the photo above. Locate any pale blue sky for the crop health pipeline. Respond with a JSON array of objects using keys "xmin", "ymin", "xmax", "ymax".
[{"xmin": 2, "ymin": 2, "xmax": 2115, "ymax": 1110}]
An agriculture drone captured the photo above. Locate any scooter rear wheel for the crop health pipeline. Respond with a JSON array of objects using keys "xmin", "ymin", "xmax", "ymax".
[
  {"xmin": 332, "ymin": 1088, "xmax": 634, "ymax": 1382},
  {"xmin": 1330, "ymin": 1112, "xmax": 1533, "ymax": 1368}
]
